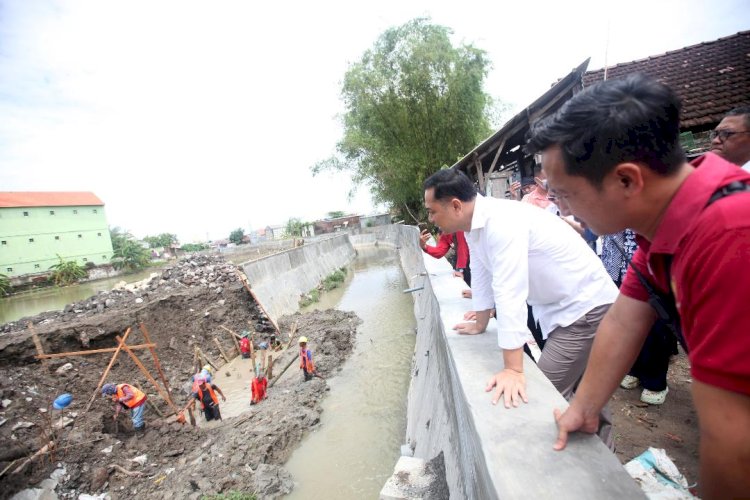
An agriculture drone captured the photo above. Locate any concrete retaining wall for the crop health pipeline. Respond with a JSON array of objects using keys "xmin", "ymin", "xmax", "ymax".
[
  {"xmin": 384, "ymin": 224, "xmax": 644, "ymax": 499},
  {"xmin": 240, "ymin": 234, "xmax": 355, "ymax": 323}
]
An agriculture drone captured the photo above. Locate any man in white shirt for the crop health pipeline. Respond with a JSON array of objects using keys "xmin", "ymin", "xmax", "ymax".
[
  {"xmin": 424, "ymin": 168, "xmax": 619, "ymax": 446},
  {"xmin": 710, "ymin": 107, "xmax": 750, "ymax": 172}
]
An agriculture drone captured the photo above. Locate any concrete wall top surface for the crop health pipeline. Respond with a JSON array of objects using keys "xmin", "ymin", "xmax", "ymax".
[{"xmin": 398, "ymin": 224, "xmax": 644, "ymax": 499}]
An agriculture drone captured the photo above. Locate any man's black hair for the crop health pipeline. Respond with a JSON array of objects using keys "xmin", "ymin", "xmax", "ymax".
[
  {"xmin": 725, "ymin": 106, "xmax": 750, "ymax": 129},
  {"xmin": 526, "ymin": 73, "xmax": 685, "ymax": 187},
  {"xmin": 423, "ymin": 168, "xmax": 477, "ymax": 202}
]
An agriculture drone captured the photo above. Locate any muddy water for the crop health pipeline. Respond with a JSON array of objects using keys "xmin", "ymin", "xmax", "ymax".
[
  {"xmin": 0, "ymin": 268, "xmax": 162, "ymax": 325},
  {"xmin": 284, "ymin": 246, "xmax": 416, "ymax": 499}
]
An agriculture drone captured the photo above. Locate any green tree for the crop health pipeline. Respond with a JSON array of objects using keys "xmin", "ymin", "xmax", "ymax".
[
  {"xmin": 143, "ymin": 233, "xmax": 178, "ymax": 249},
  {"xmin": 49, "ymin": 255, "xmax": 88, "ymax": 286},
  {"xmin": 284, "ymin": 218, "xmax": 308, "ymax": 238},
  {"xmin": 111, "ymin": 240, "xmax": 150, "ymax": 271},
  {"xmin": 181, "ymin": 243, "xmax": 209, "ymax": 252},
  {"xmin": 326, "ymin": 211, "xmax": 345, "ymax": 219},
  {"xmin": 109, "ymin": 226, "xmax": 132, "ymax": 254},
  {"xmin": 229, "ymin": 228, "xmax": 245, "ymax": 245},
  {"xmin": 0, "ymin": 273, "xmax": 11, "ymax": 295},
  {"xmin": 312, "ymin": 18, "xmax": 494, "ymax": 222}
]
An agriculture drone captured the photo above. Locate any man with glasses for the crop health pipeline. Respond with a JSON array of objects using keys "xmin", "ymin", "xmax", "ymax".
[{"xmin": 711, "ymin": 106, "xmax": 750, "ymax": 171}]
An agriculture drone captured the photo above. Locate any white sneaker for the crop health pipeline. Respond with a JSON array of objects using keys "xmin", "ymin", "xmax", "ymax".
[
  {"xmin": 620, "ymin": 375, "xmax": 640, "ymax": 390},
  {"xmin": 641, "ymin": 387, "xmax": 669, "ymax": 405}
]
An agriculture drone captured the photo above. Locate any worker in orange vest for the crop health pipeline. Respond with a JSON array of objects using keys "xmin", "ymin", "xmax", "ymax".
[
  {"xmin": 101, "ymin": 383, "xmax": 147, "ymax": 431},
  {"xmin": 299, "ymin": 336, "xmax": 319, "ymax": 382},
  {"xmin": 251, "ymin": 369, "xmax": 268, "ymax": 405},
  {"xmin": 189, "ymin": 377, "xmax": 226, "ymax": 422}
]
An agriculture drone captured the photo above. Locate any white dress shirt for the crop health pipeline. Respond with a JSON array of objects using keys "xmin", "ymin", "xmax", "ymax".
[{"xmin": 467, "ymin": 195, "xmax": 619, "ymax": 350}]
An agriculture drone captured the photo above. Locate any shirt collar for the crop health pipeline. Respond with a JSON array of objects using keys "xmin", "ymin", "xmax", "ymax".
[
  {"xmin": 469, "ymin": 194, "xmax": 490, "ymax": 231},
  {"xmin": 650, "ymin": 153, "xmax": 748, "ymax": 254}
]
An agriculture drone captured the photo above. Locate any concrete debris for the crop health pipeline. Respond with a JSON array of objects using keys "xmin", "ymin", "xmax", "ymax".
[
  {"xmin": 2, "ymin": 398, "xmax": 12, "ymax": 408},
  {"xmin": 100, "ymin": 446, "xmax": 113, "ymax": 454},
  {"xmin": 55, "ymin": 363, "xmax": 74, "ymax": 375},
  {"xmin": 12, "ymin": 421, "xmax": 35, "ymax": 430},
  {"xmin": 129, "ymin": 454, "xmax": 147, "ymax": 466}
]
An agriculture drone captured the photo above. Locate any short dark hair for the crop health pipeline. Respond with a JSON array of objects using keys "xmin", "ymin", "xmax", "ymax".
[
  {"xmin": 726, "ymin": 106, "xmax": 750, "ymax": 129},
  {"xmin": 526, "ymin": 74, "xmax": 685, "ymax": 187},
  {"xmin": 423, "ymin": 169, "xmax": 477, "ymax": 202}
]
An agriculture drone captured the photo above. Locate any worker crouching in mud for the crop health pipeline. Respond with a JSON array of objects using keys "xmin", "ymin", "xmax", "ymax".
[
  {"xmin": 189, "ymin": 377, "xmax": 226, "ymax": 422},
  {"xmin": 102, "ymin": 382, "xmax": 147, "ymax": 432},
  {"xmin": 299, "ymin": 336, "xmax": 320, "ymax": 382}
]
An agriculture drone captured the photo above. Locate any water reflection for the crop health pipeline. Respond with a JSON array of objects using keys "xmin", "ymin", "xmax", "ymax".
[
  {"xmin": 285, "ymin": 246, "xmax": 416, "ymax": 499},
  {"xmin": 0, "ymin": 267, "xmax": 162, "ymax": 325}
]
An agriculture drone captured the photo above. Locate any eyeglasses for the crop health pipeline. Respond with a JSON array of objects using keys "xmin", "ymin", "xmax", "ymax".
[{"xmin": 710, "ymin": 129, "xmax": 750, "ymax": 142}]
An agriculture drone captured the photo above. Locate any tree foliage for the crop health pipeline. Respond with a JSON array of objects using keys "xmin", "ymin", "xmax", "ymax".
[
  {"xmin": 181, "ymin": 242, "xmax": 209, "ymax": 252},
  {"xmin": 229, "ymin": 228, "xmax": 245, "ymax": 245},
  {"xmin": 109, "ymin": 226, "xmax": 132, "ymax": 254},
  {"xmin": 284, "ymin": 218, "xmax": 308, "ymax": 238},
  {"xmin": 326, "ymin": 211, "xmax": 345, "ymax": 219},
  {"xmin": 49, "ymin": 255, "xmax": 88, "ymax": 286},
  {"xmin": 143, "ymin": 233, "xmax": 178, "ymax": 249},
  {"xmin": 0, "ymin": 273, "xmax": 11, "ymax": 295},
  {"xmin": 312, "ymin": 18, "xmax": 494, "ymax": 222}
]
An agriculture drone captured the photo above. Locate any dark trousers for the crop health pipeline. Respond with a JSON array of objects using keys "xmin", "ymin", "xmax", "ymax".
[{"xmin": 628, "ymin": 319, "xmax": 677, "ymax": 391}]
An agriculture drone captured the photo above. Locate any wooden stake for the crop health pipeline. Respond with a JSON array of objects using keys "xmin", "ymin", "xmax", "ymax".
[
  {"xmin": 267, "ymin": 354, "xmax": 274, "ymax": 378},
  {"xmin": 28, "ymin": 322, "xmax": 47, "ymax": 367},
  {"xmin": 37, "ymin": 343, "xmax": 155, "ymax": 360},
  {"xmin": 139, "ymin": 323, "xmax": 172, "ymax": 395},
  {"xmin": 285, "ymin": 322, "xmax": 299, "ymax": 350},
  {"xmin": 135, "ymin": 382, "xmax": 165, "ymax": 418},
  {"xmin": 213, "ymin": 338, "xmax": 230, "ymax": 363},
  {"xmin": 84, "ymin": 327, "xmax": 132, "ymax": 413},
  {"xmin": 269, "ymin": 352, "xmax": 298, "ymax": 389},
  {"xmin": 196, "ymin": 347, "xmax": 219, "ymax": 371},
  {"xmin": 220, "ymin": 325, "xmax": 242, "ymax": 354},
  {"xmin": 116, "ymin": 335, "xmax": 179, "ymax": 415}
]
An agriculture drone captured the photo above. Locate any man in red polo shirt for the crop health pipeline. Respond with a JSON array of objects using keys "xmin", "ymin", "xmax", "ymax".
[{"xmin": 527, "ymin": 74, "xmax": 750, "ymax": 499}]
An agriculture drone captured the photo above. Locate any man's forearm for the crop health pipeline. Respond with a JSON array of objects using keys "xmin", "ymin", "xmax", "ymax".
[
  {"xmin": 474, "ymin": 309, "xmax": 492, "ymax": 332},
  {"xmin": 502, "ymin": 347, "xmax": 524, "ymax": 372},
  {"xmin": 572, "ymin": 296, "xmax": 654, "ymax": 415}
]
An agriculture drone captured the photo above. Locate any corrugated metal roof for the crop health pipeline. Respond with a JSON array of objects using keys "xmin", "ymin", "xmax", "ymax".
[{"xmin": 0, "ymin": 192, "xmax": 105, "ymax": 208}]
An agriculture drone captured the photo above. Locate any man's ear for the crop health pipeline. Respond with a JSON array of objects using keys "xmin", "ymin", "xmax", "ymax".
[
  {"xmin": 450, "ymin": 198, "xmax": 463, "ymax": 213},
  {"xmin": 614, "ymin": 163, "xmax": 645, "ymax": 195}
]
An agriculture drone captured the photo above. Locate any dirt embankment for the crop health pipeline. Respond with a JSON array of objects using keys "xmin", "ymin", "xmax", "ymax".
[{"xmin": 0, "ymin": 255, "xmax": 361, "ymax": 499}]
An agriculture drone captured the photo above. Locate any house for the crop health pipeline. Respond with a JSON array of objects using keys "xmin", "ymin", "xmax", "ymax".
[
  {"xmin": 0, "ymin": 192, "xmax": 114, "ymax": 278},
  {"xmin": 584, "ymin": 30, "xmax": 750, "ymax": 156},
  {"xmin": 313, "ymin": 215, "xmax": 361, "ymax": 235}
]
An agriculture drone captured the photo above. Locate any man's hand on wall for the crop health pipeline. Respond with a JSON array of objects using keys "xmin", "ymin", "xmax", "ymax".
[{"xmin": 486, "ymin": 369, "xmax": 528, "ymax": 409}]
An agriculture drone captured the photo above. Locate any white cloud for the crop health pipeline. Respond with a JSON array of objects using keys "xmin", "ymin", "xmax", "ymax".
[{"xmin": 1, "ymin": 0, "xmax": 747, "ymax": 242}]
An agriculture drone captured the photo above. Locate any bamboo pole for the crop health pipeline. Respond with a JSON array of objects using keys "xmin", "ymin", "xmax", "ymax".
[
  {"xmin": 267, "ymin": 354, "xmax": 274, "ymax": 378},
  {"xmin": 84, "ymin": 327, "xmax": 132, "ymax": 413},
  {"xmin": 285, "ymin": 322, "xmax": 299, "ymax": 350},
  {"xmin": 28, "ymin": 322, "xmax": 47, "ymax": 367},
  {"xmin": 269, "ymin": 352, "xmax": 298, "ymax": 389},
  {"xmin": 116, "ymin": 336, "xmax": 179, "ymax": 415},
  {"xmin": 213, "ymin": 338, "xmax": 230, "ymax": 363},
  {"xmin": 196, "ymin": 347, "xmax": 219, "ymax": 371},
  {"xmin": 135, "ymin": 382, "xmax": 165, "ymax": 418},
  {"xmin": 139, "ymin": 323, "xmax": 172, "ymax": 395},
  {"xmin": 37, "ymin": 343, "xmax": 155, "ymax": 360},
  {"xmin": 220, "ymin": 325, "xmax": 243, "ymax": 356}
]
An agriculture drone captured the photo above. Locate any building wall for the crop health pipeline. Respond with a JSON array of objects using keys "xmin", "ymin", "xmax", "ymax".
[{"xmin": 0, "ymin": 205, "xmax": 114, "ymax": 277}]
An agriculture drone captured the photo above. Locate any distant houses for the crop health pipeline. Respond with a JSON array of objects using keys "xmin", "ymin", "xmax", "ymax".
[
  {"xmin": 252, "ymin": 212, "xmax": 391, "ymax": 241},
  {"xmin": 0, "ymin": 192, "xmax": 114, "ymax": 278}
]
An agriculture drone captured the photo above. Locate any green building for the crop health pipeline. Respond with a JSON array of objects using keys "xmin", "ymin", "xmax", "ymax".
[{"xmin": 0, "ymin": 192, "xmax": 114, "ymax": 278}]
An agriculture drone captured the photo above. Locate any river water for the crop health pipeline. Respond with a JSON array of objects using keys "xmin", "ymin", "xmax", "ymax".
[
  {"xmin": 284, "ymin": 246, "xmax": 416, "ymax": 499},
  {"xmin": 0, "ymin": 268, "xmax": 161, "ymax": 325}
]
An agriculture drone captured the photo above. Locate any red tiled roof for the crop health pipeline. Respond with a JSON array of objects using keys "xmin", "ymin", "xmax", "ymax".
[
  {"xmin": 0, "ymin": 192, "xmax": 104, "ymax": 208},
  {"xmin": 583, "ymin": 31, "xmax": 750, "ymax": 129}
]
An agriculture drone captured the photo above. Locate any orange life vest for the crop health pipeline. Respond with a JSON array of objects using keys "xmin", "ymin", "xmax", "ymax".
[
  {"xmin": 195, "ymin": 384, "xmax": 219, "ymax": 410},
  {"xmin": 299, "ymin": 348, "xmax": 315, "ymax": 373},
  {"xmin": 114, "ymin": 384, "xmax": 146, "ymax": 409}
]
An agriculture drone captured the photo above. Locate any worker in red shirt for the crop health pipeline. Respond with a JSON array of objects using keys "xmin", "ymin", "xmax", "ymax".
[
  {"xmin": 251, "ymin": 370, "xmax": 268, "ymax": 405},
  {"xmin": 239, "ymin": 331, "xmax": 251, "ymax": 359},
  {"xmin": 419, "ymin": 229, "xmax": 471, "ymax": 286},
  {"xmin": 528, "ymin": 73, "xmax": 750, "ymax": 499},
  {"xmin": 102, "ymin": 382, "xmax": 147, "ymax": 431}
]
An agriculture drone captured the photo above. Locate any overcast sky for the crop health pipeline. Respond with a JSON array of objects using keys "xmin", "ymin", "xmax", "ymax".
[{"xmin": 1, "ymin": 1, "xmax": 747, "ymax": 242}]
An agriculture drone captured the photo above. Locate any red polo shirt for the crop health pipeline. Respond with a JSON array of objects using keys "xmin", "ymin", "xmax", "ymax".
[
  {"xmin": 423, "ymin": 232, "xmax": 469, "ymax": 270},
  {"xmin": 620, "ymin": 153, "xmax": 750, "ymax": 395}
]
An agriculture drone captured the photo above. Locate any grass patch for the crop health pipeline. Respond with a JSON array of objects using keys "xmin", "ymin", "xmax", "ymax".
[
  {"xmin": 322, "ymin": 267, "xmax": 347, "ymax": 291},
  {"xmin": 299, "ymin": 288, "xmax": 320, "ymax": 308}
]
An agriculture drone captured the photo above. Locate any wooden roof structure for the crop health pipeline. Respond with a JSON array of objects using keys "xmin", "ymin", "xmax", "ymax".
[{"xmin": 452, "ymin": 59, "xmax": 590, "ymax": 190}]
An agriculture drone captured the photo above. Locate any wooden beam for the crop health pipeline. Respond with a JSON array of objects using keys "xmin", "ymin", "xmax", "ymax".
[
  {"xmin": 28, "ymin": 323, "xmax": 47, "ymax": 367},
  {"xmin": 213, "ymin": 338, "xmax": 230, "ymax": 363},
  {"xmin": 84, "ymin": 327, "xmax": 133, "ymax": 413},
  {"xmin": 236, "ymin": 270, "xmax": 281, "ymax": 335},
  {"xmin": 196, "ymin": 347, "xmax": 219, "ymax": 371},
  {"xmin": 487, "ymin": 138, "xmax": 507, "ymax": 177},
  {"xmin": 474, "ymin": 157, "xmax": 485, "ymax": 193},
  {"xmin": 116, "ymin": 335, "xmax": 179, "ymax": 415},
  {"xmin": 138, "ymin": 323, "xmax": 172, "ymax": 397},
  {"xmin": 36, "ymin": 343, "xmax": 156, "ymax": 360}
]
